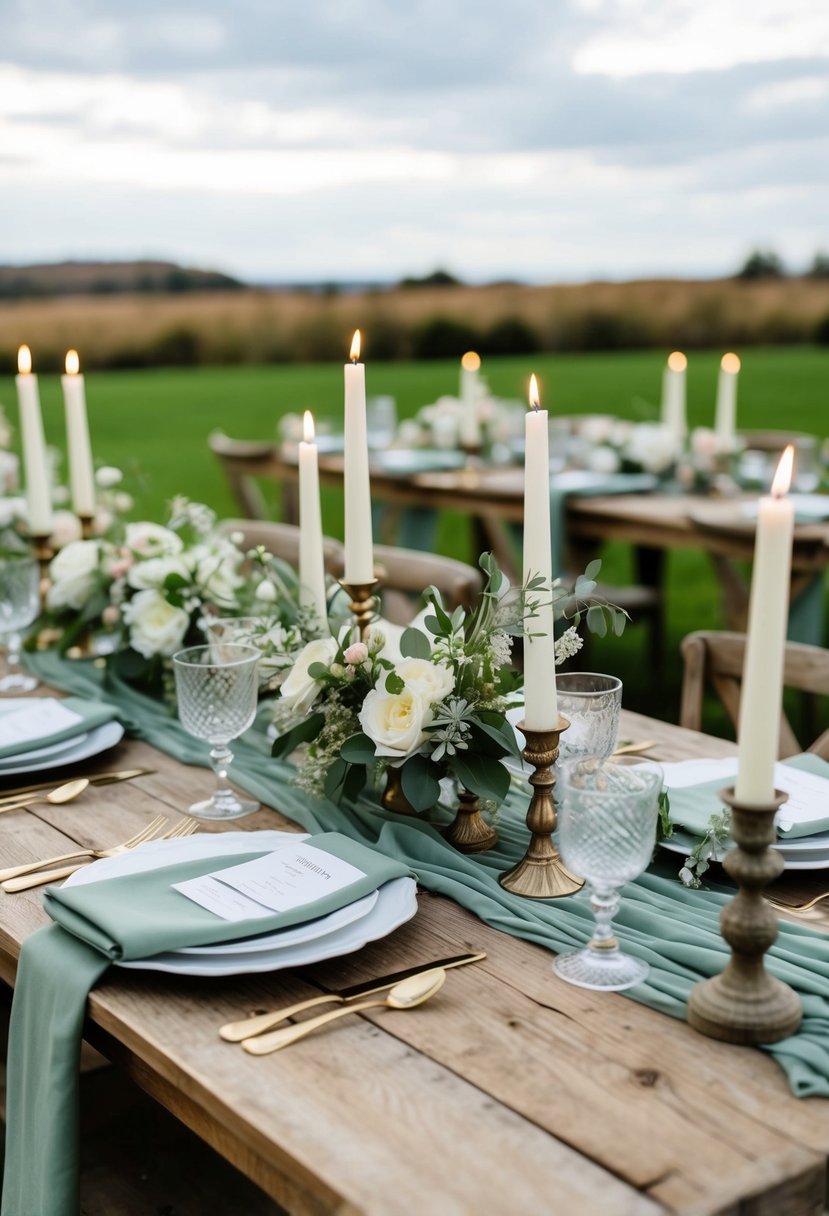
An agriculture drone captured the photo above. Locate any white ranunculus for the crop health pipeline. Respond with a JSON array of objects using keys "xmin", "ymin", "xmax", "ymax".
[
  {"xmin": 125, "ymin": 521, "xmax": 183, "ymax": 558},
  {"xmin": 279, "ymin": 636, "xmax": 338, "ymax": 714},
  {"xmin": 122, "ymin": 589, "xmax": 190, "ymax": 658},
  {"xmin": 395, "ymin": 657, "xmax": 454, "ymax": 706},
  {"xmin": 127, "ymin": 555, "xmax": 191, "ymax": 591},
  {"xmin": 47, "ymin": 540, "xmax": 100, "ymax": 611},
  {"xmin": 359, "ymin": 686, "xmax": 432, "ymax": 759}
]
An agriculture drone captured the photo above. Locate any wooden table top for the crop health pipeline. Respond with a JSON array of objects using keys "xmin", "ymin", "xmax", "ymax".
[{"xmin": 1, "ymin": 710, "xmax": 828, "ymax": 1216}]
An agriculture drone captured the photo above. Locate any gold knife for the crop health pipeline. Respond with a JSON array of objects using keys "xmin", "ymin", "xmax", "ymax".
[
  {"xmin": 0, "ymin": 768, "xmax": 155, "ymax": 805},
  {"xmin": 219, "ymin": 951, "xmax": 486, "ymax": 1042}
]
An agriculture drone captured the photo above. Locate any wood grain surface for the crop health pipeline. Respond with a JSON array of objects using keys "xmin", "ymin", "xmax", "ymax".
[{"xmin": 1, "ymin": 709, "xmax": 827, "ymax": 1216}]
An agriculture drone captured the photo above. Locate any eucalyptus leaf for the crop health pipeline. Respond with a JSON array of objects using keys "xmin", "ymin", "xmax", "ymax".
[
  {"xmin": 385, "ymin": 671, "xmax": 405, "ymax": 694},
  {"xmin": 271, "ymin": 711, "xmax": 325, "ymax": 758},
  {"xmin": 586, "ymin": 605, "xmax": 608, "ymax": 637},
  {"xmin": 400, "ymin": 627, "xmax": 432, "ymax": 660},
  {"xmin": 307, "ymin": 662, "xmax": 331, "ymax": 680},
  {"xmin": 400, "ymin": 754, "xmax": 442, "ymax": 812},
  {"xmin": 451, "ymin": 752, "xmax": 511, "ymax": 805},
  {"xmin": 585, "ymin": 558, "xmax": 602, "ymax": 580},
  {"xmin": 340, "ymin": 732, "xmax": 377, "ymax": 764}
]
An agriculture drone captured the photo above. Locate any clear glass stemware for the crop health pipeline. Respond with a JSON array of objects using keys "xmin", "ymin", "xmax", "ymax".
[
  {"xmin": 553, "ymin": 755, "xmax": 664, "ymax": 992},
  {"xmin": 556, "ymin": 672, "xmax": 623, "ymax": 762},
  {"xmin": 0, "ymin": 555, "xmax": 40, "ymax": 693},
  {"xmin": 172, "ymin": 643, "xmax": 260, "ymax": 820}
]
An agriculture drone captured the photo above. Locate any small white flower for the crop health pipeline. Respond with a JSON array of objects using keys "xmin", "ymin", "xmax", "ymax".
[
  {"xmin": 47, "ymin": 540, "xmax": 100, "ymax": 610},
  {"xmin": 256, "ymin": 578, "xmax": 278, "ymax": 603},
  {"xmin": 125, "ymin": 521, "xmax": 183, "ymax": 558},
  {"xmin": 95, "ymin": 465, "xmax": 123, "ymax": 488},
  {"xmin": 230, "ymin": 531, "xmax": 245, "ymax": 547},
  {"xmin": 127, "ymin": 555, "xmax": 191, "ymax": 591},
  {"xmin": 121, "ymin": 589, "xmax": 190, "ymax": 658},
  {"xmin": 587, "ymin": 445, "xmax": 621, "ymax": 475},
  {"xmin": 280, "ymin": 636, "xmax": 338, "ymax": 714}
]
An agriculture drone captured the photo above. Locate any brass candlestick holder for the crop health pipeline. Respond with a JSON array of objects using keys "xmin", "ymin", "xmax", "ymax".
[
  {"xmin": 30, "ymin": 533, "xmax": 54, "ymax": 607},
  {"xmin": 499, "ymin": 716, "xmax": 585, "ymax": 899},
  {"xmin": 338, "ymin": 577, "xmax": 379, "ymax": 641},
  {"xmin": 443, "ymin": 787, "xmax": 498, "ymax": 853},
  {"xmin": 687, "ymin": 787, "xmax": 802, "ymax": 1045},
  {"xmin": 78, "ymin": 513, "xmax": 95, "ymax": 540}
]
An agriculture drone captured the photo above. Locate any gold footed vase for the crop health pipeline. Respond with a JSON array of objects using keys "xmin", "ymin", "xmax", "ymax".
[
  {"xmin": 443, "ymin": 787, "xmax": 498, "ymax": 854},
  {"xmin": 499, "ymin": 716, "xmax": 584, "ymax": 899},
  {"xmin": 687, "ymin": 787, "xmax": 802, "ymax": 1045},
  {"xmin": 381, "ymin": 767, "xmax": 419, "ymax": 816}
]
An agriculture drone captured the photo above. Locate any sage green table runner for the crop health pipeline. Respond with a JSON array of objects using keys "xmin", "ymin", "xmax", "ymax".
[
  {"xmin": 2, "ymin": 834, "xmax": 411, "ymax": 1216},
  {"xmin": 17, "ymin": 650, "xmax": 829, "ymax": 1106}
]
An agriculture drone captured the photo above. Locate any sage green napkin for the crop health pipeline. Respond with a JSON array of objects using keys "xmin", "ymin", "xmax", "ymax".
[
  {"xmin": 2, "ymin": 834, "xmax": 411, "ymax": 1216},
  {"xmin": 0, "ymin": 696, "xmax": 118, "ymax": 761},
  {"xmin": 667, "ymin": 754, "xmax": 829, "ymax": 840},
  {"xmin": 19, "ymin": 650, "xmax": 829, "ymax": 1107}
]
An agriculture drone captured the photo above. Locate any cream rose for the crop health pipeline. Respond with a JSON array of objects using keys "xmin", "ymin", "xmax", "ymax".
[
  {"xmin": 47, "ymin": 540, "xmax": 100, "ymax": 611},
  {"xmin": 359, "ymin": 686, "xmax": 432, "ymax": 759},
  {"xmin": 127, "ymin": 555, "xmax": 191, "ymax": 591},
  {"xmin": 125, "ymin": 521, "xmax": 183, "ymax": 558},
  {"xmin": 279, "ymin": 636, "xmax": 338, "ymax": 714},
  {"xmin": 395, "ymin": 657, "xmax": 454, "ymax": 706},
  {"xmin": 122, "ymin": 589, "xmax": 190, "ymax": 658}
]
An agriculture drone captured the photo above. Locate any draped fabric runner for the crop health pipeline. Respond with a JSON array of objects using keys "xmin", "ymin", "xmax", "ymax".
[{"xmin": 15, "ymin": 649, "xmax": 829, "ymax": 1105}]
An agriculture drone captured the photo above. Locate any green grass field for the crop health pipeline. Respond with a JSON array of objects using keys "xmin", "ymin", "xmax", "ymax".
[{"xmin": 2, "ymin": 345, "xmax": 827, "ymax": 728}]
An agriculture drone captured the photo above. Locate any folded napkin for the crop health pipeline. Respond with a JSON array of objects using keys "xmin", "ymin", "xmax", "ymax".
[
  {"xmin": 0, "ymin": 696, "xmax": 117, "ymax": 761},
  {"xmin": 666, "ymin": 754, "xmax": 829, "ymax": 840},
  {"xmin": 2, "ymin": 833, "xmax": 412, "ymax": 1216}
]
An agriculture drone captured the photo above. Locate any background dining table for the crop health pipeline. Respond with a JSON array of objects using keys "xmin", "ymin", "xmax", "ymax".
[{"xmin": 1, "ymin": 701, "xmax": 829, "ymax": 1214}]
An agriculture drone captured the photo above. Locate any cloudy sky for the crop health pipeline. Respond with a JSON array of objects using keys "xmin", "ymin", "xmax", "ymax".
[{"xmin": 1, "ymin": 0, "xmax": 827, "ymax": 283}]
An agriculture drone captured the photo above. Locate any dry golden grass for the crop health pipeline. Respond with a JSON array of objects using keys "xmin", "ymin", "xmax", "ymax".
[{"xmin": 2, "ymin": 276, "xmax": 829, "ymax": 369}]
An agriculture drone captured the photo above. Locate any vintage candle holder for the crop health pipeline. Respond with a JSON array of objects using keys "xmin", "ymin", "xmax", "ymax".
[
  {"xmin": 338, "ymin": 577, "xmax": 379, "ymax": 641},
  {"xmin": 687, "ymin": 786, "xmax": 802, "ymax": 1045},
  {"xmin": 443, "ymin": 787, "xmax": 498, "ymax": 854},
  {"xmin": 499, "ymin": 715, "xmax": 585, "ymax": 899},
  {"xmin": 30, "ymin": 533, "xmax": 54, "ymax": 607},
  {"xmin": 78, "ymin": 514, "xmax": 95, "ymax": 541}
]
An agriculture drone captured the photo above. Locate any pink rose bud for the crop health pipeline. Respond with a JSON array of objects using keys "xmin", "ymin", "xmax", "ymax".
[
  {"xmin": 343, "ymin": 642, "xmax": 368, "ymax": 665},
  {"xmin": 102, "ymin": 604, "xmax": 121, "ymax": 628}
]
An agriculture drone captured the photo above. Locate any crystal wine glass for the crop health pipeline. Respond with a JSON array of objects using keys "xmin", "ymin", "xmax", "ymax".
[
  {"xmin": 556, "ymin": 672, "xmax": 622, "ymax": 763},
  {"xmin": 0, "ymin": 555, "xmax": 40, "ymax": 693},
  {"xmin": 173, "ymin": 643, "xmax": 260, "ymax": 820},
  {"xmin": 553, "ymin": 755, "xmax": 663, "ymax": 992}
]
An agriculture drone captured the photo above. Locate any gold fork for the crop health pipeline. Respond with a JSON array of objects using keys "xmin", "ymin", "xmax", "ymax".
[
  {"xmin": 767, "ymin": 891, "xmax": 829, "ymax": 915},
  {"xmin": 0, "ymin": 815, "xmax": 169, "ymax": 884},
  {"xmin": 2, "ymin": 817, "xmax": 199, "ymax": 892}
]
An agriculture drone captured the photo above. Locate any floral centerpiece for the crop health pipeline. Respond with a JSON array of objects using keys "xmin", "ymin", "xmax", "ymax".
[
  {"xmin": 576, "ymin": 418, "xmax": 682, "ymax": 478},
  {"xmin": 396, "ymin": 393, "xmax": 524, "ymax": 455},
  {"xmin": 37, "ymin": 497, "xmax": 307, "ymax": 691},
  {"xmin": 271, "ymin": 554, "xmax": 626, "ymax": 813}
]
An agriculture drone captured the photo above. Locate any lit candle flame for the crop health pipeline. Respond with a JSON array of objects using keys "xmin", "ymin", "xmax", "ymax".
[
  {"xmin": 303, "ymin": 410, "xmax": 315, "ymax": 443},
  {"xmin": 771, "ymin": 445, "xmax": 794, "ymax": 498},
  {"xmin": 350, "ymin": 330, "xmax": 361, "ymax": 362},
  {"xmin": 461, "ymin": 351, "xmax": 481, "ymax": 372},
  {"xmin": 720, "ymin": 352, "xmax": 740, "ymax": 374},
  {"xmin": 65, "ymin": 349, "xmax": 80, "ymax": 376},
  {"xmin": 17, "ymin": 345, "xmax": 32, "ymax": 375},
  {"xmin": 528, "ymin": 373, "xmax": 540, "ymax": 411},
  {"xmin": 667, "ymin": 351, "xmax": 687, "ymax": 372}
]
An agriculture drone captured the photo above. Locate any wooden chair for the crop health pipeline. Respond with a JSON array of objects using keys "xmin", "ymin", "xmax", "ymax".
[
  {"xmin": 219, "ymin": 520, "xmax": 482, "ymax": 625},
  {"xmin": 209, "ymin": 431, "xmax": 284, "ymax": 520},
  {"xmin": 679, "ymin": 630, "xmax": 829, "ymax": 758}
]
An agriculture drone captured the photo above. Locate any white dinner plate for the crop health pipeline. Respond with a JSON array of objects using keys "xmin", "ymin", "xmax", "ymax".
[
  {"xmin": 64, "ymin": 831, "xmax": 418, "ymax": 976},
  {"xmin": 0, "ymin": 720, "xmax": 124, "ymax": 777},
  {"xmin": 660, "ymin": 830, "xmax": 829, "ymax": 871},
  {"xmin": 371, "ymin": 450, "xmax": 465, "ymax": 475},
  {"xmin": 0, "ymin": 731, "xmax": 91, "ymax": 768}
]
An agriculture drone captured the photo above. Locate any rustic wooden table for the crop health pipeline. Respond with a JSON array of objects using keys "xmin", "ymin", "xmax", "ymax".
[
  {"xmin": 214, "ymin": 443, "xmax": 829, "ymax": 631},
  {"xmin": 1, "ymin": 710, "xmax": 828, "ymax": 1216}
]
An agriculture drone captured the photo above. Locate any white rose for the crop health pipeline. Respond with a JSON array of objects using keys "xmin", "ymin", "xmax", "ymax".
[
  {"xmin": 279, "ymin": 636, "xmax": 338, "ymax": 714},
  {"xmin": 125, "ymin": 521, "xmax": 183, "ymax": 558},
  {"xmin": 122, "ymin": 589, "xmax": 190, "ymax": 658},
  {"xmin": 580, "ymin": 416, "xmax": 615, "ymax": 444},
  {"xmin": 49, "ymin": 509, "xmax": 82, "ymax": 550},
  {"xmin": 127, "ymin": 555, "xmax": 191, "ymax": 591},
  {"xmin": 0, "ymin": 450, "xmax": 19, "ymax": 494},
  {"xmin": 47, "ymin": 540, "xmax": 100, "ymax": 610},
  {"xmin": 0, "ymin": 495, "xmax": 26, "ymax": 527},
  {"xmin": 625, "ymin": 424, "xmax": 680, "ymax": 475},
  {"xmin": 191, "ymin": 543, "xmax": 244, "ymax": 606},
  {"xmin": 359, "ymin": 686, "xmax": 432, "ymax": 759},
  {"xmin": 395, "ymin": 657, "xmax": 454, "ymax": 705},
  {"xmin": 586, "ymin": 445, "xmax": 621, "ymax": 475}
]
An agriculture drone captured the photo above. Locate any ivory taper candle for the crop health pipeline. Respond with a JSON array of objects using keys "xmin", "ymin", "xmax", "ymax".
[
  {"xmin": 343, "ymin": 330, "xmax": 374, "ymax": 583},
  {"xmin": 661, "ymin": 351, "xmax": 688, "ymax": 444},
  {"xmin": 15, "ymin": 345, "xmax": 52, "ymax": 536},
  {"xmin": 459, "ymin": 350, "xmax": 482, "ymax": 448},
  {"xmin": 714, "ymin": 352, "xmax": 740, "ymax": 447},
  {"xmin": 61, "ymin": 349, "xmax": 96, "ymax": 518},
  {"xmin": 735, "ymin": 445, "xmax": 795, "ymax": 803},
  {"xmin": 522, "ymin": 373, "xmax": 558, "ymax": 729},
  {"xmin": 298, "ymin": 410, "xmax": 328, "ymax": 628}
]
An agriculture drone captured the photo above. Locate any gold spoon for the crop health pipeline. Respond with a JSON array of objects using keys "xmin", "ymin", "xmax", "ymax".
[
  {"xmin": 0, "ymin": 777, "xmax": 90, "ymax": 816},
  {"xmin": 612, "ymin": 740, "xmax": 657, "ymax": 757},
  {"xmin": 242, "ymin": 968, "xmax": 447, "ymax": 1055}
]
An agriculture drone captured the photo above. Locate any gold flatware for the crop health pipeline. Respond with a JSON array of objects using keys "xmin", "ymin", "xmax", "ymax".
[
  {"xmin": 612, "ymin": 740, "xmax": 658, "ymax": 757},
  {"xmin": 0, "ymin": 768, "xmax": 155, "ymax": 805},
  {"xmin": 767, "ymin": 891, "xmax": 829, "ymax": 915},
  {"xmin": 1, "ymin": 817, "xmax": 199, "ymax": 892},
  {"xmin": 242, "ymin": 968, "xmax": 446, "ymax": 1055},
  {"xmin": 220, "ymin": 951, "xmax": 486, "ymax": 1042},
  {"xmin": 0, "ymin": 777, "xmax": 90, "ymax": 815},
  {"xmin": 0, "ymin": 814, "xmax": 169, "ymax": 883}
]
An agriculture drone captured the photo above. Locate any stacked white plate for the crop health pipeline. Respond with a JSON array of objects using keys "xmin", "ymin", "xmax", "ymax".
[
  {"xmin": 0, "ymin": 699, "xmax": 124, "ymax": 776},
  {"xmin": 64, "ymin": 831, "xmax": 418, "ymax": 976}
]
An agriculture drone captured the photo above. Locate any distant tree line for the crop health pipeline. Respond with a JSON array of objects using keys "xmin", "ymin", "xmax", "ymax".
[{"xmin": 736, "ymin": 249, "xmax": 829, "ymax": 280}]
